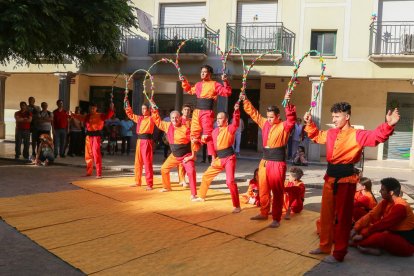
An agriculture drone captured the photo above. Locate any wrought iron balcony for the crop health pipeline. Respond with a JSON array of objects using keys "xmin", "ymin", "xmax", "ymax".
[
  {"xmin": 148, "ymin": 24, "xmax": 219, "ymax": 60},
  {"xmin": 226, "ymin": 22, "xmax": 295, "ymax": 61},
  {"xmin": 369, "ymin": 21, "xmax": 414, "ymax": 63}
]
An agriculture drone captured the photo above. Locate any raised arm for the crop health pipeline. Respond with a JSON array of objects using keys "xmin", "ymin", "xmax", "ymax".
[
  {"xmin": 242, "ymin": 98, "xmax": 266, "ymax": 129},
  {"xmin": 124, "ymin": 98, "xmax": 139, "ymax": 123},
  {"xmin": 282, "ymin": 103, "xmax": 297, "ymax": 133},
  {"xmin": 151, "ymin": 109, "xmax": 170, "ymax": 132},
  {"xmin": 181, "ymin": 79, "xmax": 197, "ymax": 95},
  {"xmin": 228, "ymin": 103, "xmax": 240, "ymax": 134},
  {"xmin": 303, "ymin": 113, "xmax": 327, "ymax": 144},
  {"xmin": 215, "ymin": 75, "xmax": 232, "ymax": 97}
]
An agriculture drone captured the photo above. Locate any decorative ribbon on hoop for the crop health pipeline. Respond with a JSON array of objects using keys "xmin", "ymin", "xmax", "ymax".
[
  {"xmin": 175, "ymin": 37, "xmax": 225, "ymax": 81},
  {"xmin": 281, "ymin": 50, "xmax": 326, "ymax": 110},
  {"xmin": 308, "ymin": 54, "xmax": 326, "ymax": 113},
  {"xmin": 240, "ymin": 49, "xmax": 296, "ymax": 101},
  {"xmin": 125, "ymin": 69, "xmax": 158, "ymax": 109}
]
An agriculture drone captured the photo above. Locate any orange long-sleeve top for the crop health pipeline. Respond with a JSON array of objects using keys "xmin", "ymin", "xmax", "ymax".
[
  {"xmin": 212, "ymin": 109, "xmax": 240, "ymax": 151},
  {"xmin": 354, "ymin": 191, "xmax": 377, "ymax": 210},
  {"xmin": 243, "ymin": 99, "xmax": 296, "ymax": 148},
  {"xmin": 181, "ymin": 116, "xmax": 191, "ymax": 128},
  {"xmin": 151, "ymin": 110, "xmax": 191, "ymax": 145},
  {"xmin": 182, "ymin": 79, "xmax": 232, "ymax": 101},
  {"xmin": 72, "ymin": 109, "xmax": 114, "ymax": 131},
  {"xmin": 305, "ymin": 122, "xmax": 394, "ymax": 165},
  {"xmin": 355, "ymin": 197, "xmax": 414, "ymax": 236},
  {"xmin": 124, "ymin": 102, "xmax": 154, "ymax": 135}
]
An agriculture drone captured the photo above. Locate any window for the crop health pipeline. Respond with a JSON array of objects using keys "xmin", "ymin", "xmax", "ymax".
[{"xmin": 310, "ymin": 31, "xmax": 337, "ymax": 56}]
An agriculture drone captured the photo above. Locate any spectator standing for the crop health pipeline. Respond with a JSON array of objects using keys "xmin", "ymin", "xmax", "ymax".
[
  {"xmin": 233, "ymin": 117, "xmax": 244, "ymax": 156},
  {"xmin": 37, "ymin": 102, "xmax": 53, "ymax": 140},
  {"xmin": 290, "ymin": 118, "xmax": 303, "ymax": 161},
  {"xmin": 119, "ymin": 117, "xmax": 134, "ymax": 155},
  {"xmin": 52, "ymin": 99, "xmax": 69, "ymax": 158},
  {"xmin": 27, "ymin": 97, "xmax": 40, "ymax": 157},
  {"xmin": 14, "ymin": 101, "xmax": 32, "ymax": 159},
  {"xmin": 67, "ymin": 106, "xmax": 83, "ymax": 156}
]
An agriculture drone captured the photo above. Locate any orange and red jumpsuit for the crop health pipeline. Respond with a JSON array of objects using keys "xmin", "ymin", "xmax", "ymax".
[
  {"xmin": 354, "ymin": 197, "xmax": 414, "ymax": 256},
  {"xmin": 244, "ymin": 99, "xmax": 296, "ymax": 222},
  {"xmin": 182, "ymin": 79, "xmax": 232, "ymax": 155},
  {"xmin": 152, "ymin": 110, "xmax": 197, "ymax": 196},
  {"xmin": 305, "ymin": 121, "xmax": 395, "ymax": 261},
  {"xmin": 125, "ymin": 101, "xmax": 155, "ymax": 188},
  {"xmin": 73, "ymin": 109, "xmax": 114, "ymax": 177},
  {"xmin": 353, "ymin": 191, "xmax": 377, "ymax": 223},
  {"xmin": 284, "ymin": 180, "xmax": 305, "ymax": 214},
  {"xmin": 198, "ymin": 109, "xmax": 240, "ymax": 208},
  {"xmin": 178, "ymin": 116, "xmax": 191, "ymax": 184}
]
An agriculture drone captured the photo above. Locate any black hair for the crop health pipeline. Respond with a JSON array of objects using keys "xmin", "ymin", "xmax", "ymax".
[
  {"xmin": 298, "ymin": 146, "xmax": 305, "ymax": 153},
  {"xmin": 142, "ymin": 103, "xmax": 149, "ymax": 109},
  {"xmin": 56, "ymin": 99, "xmax": 63, "ymax": 105},
  {"xmin": 330, "ymin": 102, "xmax": 351, "ymax": 115},
  {"xmin": 253, "ymin": 168, "xmax": 259, "ymax": 179},
  {"xmin": 360, "ymin": 177, "xmax": 377, "ymax": 204},
  {"xmin": 266, "ymin": 105, "xmax": 280, "ymax": 115},
  {"xmin": 90, "ymin": 102, "xmax": 98, "ymax": 107},
  {"xmin": 20, "ymin": 101, "xmax": 27, "ymax": 107},
  {"xmin": 201, "ymin": 65, "xmax": 214, "ymax": 74},
  {"xmin": 380, "ymin": 177, "xmax": 401, "ymax": 196},
  {"xmin": 182, "ymin": 103, "xmax": 193, "ymax": 110}
]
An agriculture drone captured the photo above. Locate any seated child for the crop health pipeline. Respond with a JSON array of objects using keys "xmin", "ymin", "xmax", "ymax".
[
  {"xmin": 35, "ymin": 134, "xmax": 54, "ymax": 166},
  {"xmin": 293, "ymin": 146, "xmax": 308, "ymax": 166},
  {"xmin": 241, "ymin": 168, "xmax": 260, "ymax": 206},
  {"xmin": 284, "ymin": 167, "xmax": 305, "ymax": 220},
  {"xmin": 353, "ymin": 177, "xmax": 377, "ymax": 223}
]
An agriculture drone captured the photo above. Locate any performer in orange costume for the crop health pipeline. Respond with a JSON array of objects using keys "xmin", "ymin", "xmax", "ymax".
[
  {"xmin": 353, "ymin": 177, "xmax": 377, "ymax": 223},
  {"xmin": 241, "ymin": 168, "xmax": 260, "ymax": 206},
  {"xmin": 124, "ymin": 98, "xmax": 155, "ymax": 190},
  {"xmin": 152, "ymin": 108, "xmax": 197, "ymax": 199},
  {"xmin": 351, "ymin": 178, "xmax": 414, "ymax": 257},
  {"xmin": 305, "ymin": 102, "xmax": 399, "ymax": 263},
  {"xmin": 241, "ymin": 93, "xmax": 296, "ymax": 228},
  {"xmin": 283, "ymin": 167, "xmax": 305, "ymax": 220},
  {"xmin": 181, "ymin": 65, "xmax": 232, "ymax": 155},
  {"xmin": 178, "ymin": 104, "xmax": 192, "ymax": 188},
  {"xmin": 194, "ymin": 103, "xmax": 241, "ymax": 213},
  {"xmin": 71, "ymin": 102, "xmax": 114, "ymax": 178}
]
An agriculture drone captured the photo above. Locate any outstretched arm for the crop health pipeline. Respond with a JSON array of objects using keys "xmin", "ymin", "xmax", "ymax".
[
  {"xmin": 303, "ymin": 112, "xmax": 328, "ymax": 144},
  {"xmin": 151, "ymin": 109, "xmax": 169, "ymax": 132},
  {"xmin": 124, "ymin": 98, "xmax": 139, "ymax": 123},
  {"xmin": 356, "ymin": 108, "xmax": 399, "ymax": 147},
  {"xmin": 240, "ymin": 95, "xmax": 266, "ymax": 129},
  {"xmin": 215, "ymin": 75, "xmax": 232, "ymax": 97},
  {"xmin": 228, "ymin": 102, "xmax": 240, "ymax": 134},
  {"xmin": 181, "ymin": 79, "xmax": 197, "ymax": 95}
]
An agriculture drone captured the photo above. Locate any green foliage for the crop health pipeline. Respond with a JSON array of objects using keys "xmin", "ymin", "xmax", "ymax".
[{"xmin": 0, "ymin": 0, "xmax": 137, "ymax": 66}]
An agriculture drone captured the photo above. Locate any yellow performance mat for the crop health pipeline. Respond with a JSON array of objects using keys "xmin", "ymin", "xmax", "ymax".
[{"xmin": 0, "ymin": 176, "xmax": 322, "ymax": 275}]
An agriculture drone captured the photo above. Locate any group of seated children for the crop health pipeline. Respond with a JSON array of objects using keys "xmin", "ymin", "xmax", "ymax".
[{"xmin": 242, "ymin": 166, "xmax": 306, "ymax": 220}]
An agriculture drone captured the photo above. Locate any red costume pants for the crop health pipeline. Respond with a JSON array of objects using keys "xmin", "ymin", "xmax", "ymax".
[
  {"xmin": 199, "ymin": 154, "xmax": 240, "ymax": 208},
  {"xmin": 357, "ymin": 231, "xmax": 414, "ymax": 256},
  {"xmin": 134, "ymin": 138, "xmax": 154, "ymax": 187},
  {"xmin": 161, "ymin": 153, "xmax": 197, "ymax": 196},
  {"xmin": 85, "ymin": 136, "xmax": 102, "ymax": 177},
  {"xmin": 258, "ymin": 159, "xmax": 286, "ymax": 222},
  {"xmin": 191, "ymin": 109, "xmax": 215, "ymax": 155},
  {"xmin": 284, "ymin": 186, "xmax": 304, "ymax": 213},
  {"xmin": 319, "ymin": 181, "xmax": 356, "ymax": 261}
]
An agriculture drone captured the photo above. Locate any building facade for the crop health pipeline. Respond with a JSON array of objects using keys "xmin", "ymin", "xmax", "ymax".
[{"xmin": 1, "ymin": 0, "xmax": 414, "ymax": 162}]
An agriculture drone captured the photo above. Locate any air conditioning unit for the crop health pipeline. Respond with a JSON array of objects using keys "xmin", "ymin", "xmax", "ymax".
[{"xmin": 401, "ymin": 34, "xmax": 414, "ymax": 54}]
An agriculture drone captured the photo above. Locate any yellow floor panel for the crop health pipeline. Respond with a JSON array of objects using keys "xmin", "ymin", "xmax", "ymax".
[
  {"xmin": 247, "ymin": 210, "xmax": 324, "ymax": 259},
  {"xmin": 0, "ymin": 176, "xmax": 322, "ymax": 274},
  {"xmin": 51, "ymin": 224, "xmax": 212, "ymax": 274},
  {"xmin": 95, "ymin": 231, "xmax": 319, "ymax": 276}
]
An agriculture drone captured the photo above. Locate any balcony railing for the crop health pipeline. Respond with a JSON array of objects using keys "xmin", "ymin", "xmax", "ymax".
[
  {"xmin": 226, "ymin": 22, "xmax": 295, "ymax": 56},
  {"xmin": 369, "ymin": 21, "xmax": 414, "ymax": 55},
  {"xmin": 149, "ymin": 24, "xmax": 219, "ymax": 55}
]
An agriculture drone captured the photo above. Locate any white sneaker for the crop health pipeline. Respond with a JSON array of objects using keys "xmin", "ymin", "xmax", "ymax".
[
  {"xmin": 190, "ymin": 195, "xmax": 197, "ymax": 201},
  {"xmin": 232, "ymin": 207, "xmax": 242, "ymax": 213},
  {"xmin": 159, "ymin": 188, "xmax": 170, "ymax": 192},
  {"xmin": 180, "ymin": 182, "xmax": 189, "ymax": 188},
  {"xmin": 192, "ymin": 197, "xmax": 205, "ymax": 202}
]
